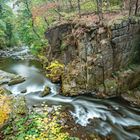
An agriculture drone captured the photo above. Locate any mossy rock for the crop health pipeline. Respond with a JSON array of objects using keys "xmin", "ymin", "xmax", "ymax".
[
  {"xmin": 105, "ymin": 79, "xmax": 118, "ymax": 95},
  {"xmin": 12, "ymin": 96, "xmax": 28, "ymax": 115},
  {"xmin": 21, "ymin": 89, "xmax": 27, "ymax": 94},
  {"xmin": 0, "ymin": 87, "xmax": 6, "ymax": 95},
  {"xmin": 40, "ymin": 86, "xmax": 50, "ymax": 97},
  {"xmin": 0, "ymin": 70, "xmax": 17, "ymax": 85},
  {"xmin": 46, "ymin": 60, "xmax": 64, "ymax": 83},
  {"xmin": 8, "ymin": 76, "xmax": 25, "ymax": 86},
  {"xmin": 118, "ymin": 66, "xmax": 140, "ymax": 93},
  {"xmin": 0, "ymin": 87, "xmax": 12, "ymax": 95}
]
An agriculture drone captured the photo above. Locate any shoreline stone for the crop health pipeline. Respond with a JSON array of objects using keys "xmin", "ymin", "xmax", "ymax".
[
  {"xmin": 0, "ymin": 46, "xmax": 37, "ymax": 60},
  {"xmin": 0, "ymin": 70, "xmax": 25, "ymax": 87},
  {"xmin": 39, "ymin": 86, "xmax": 51, "ymax": 97},
  {"xmin": 8, "ymin": 76, "xmax": 25, "ymax": 86}
]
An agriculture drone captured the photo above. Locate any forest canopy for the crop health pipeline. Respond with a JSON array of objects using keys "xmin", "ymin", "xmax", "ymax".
[{"xmin": 0, "ymin": 0, "xmax": 139, "ymax": 53}]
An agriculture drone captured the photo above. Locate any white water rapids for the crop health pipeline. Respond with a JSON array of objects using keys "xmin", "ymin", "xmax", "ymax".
[{"xmin": 0, "ymin": 58, "xmax": 140, "ymax": 140}]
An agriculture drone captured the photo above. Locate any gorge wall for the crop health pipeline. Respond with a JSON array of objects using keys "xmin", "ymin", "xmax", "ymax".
[{"xmin": 45, "ymin": 17, "xmax": 140, "ymax": 97}]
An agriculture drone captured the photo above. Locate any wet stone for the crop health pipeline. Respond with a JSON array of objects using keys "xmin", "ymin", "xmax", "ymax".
[
  {"xmin": 21, "ymin": 89, "xmax": 27, "ymax": 94},
  {"xmin": 39, "ymin": 86, "xmax": 51, "ymax": 97},
  {"xmin": 8, "ymin": 76, "xmax": 25, "ymax": 86}
]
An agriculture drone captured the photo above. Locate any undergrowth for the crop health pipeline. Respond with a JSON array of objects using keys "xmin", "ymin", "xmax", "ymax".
[{"xmin": 2, "ymin": 105, "xmax": 79, "ymax": 140}]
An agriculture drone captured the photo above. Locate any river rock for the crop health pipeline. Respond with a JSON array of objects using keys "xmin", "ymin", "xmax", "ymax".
[
  {"xmin": 40, "ymin": 86, "xmax": 51, "ymax": 97},
  {"xmin": 8, "ymin": 76, "xmax": 25, "ymax": 86},
  {"xmin": 21, "ymin": 89, "xmax": 27, "ymax": 94},
  {"xmin": 0, "ymin": 87, "xmax": 12, "ymax": 95},
  {"xmin": 0, "ymin": 46, "xmax": 37, "ymax": 60},
  {"xmin": 0, "ymin": 70, "xmax": 25, "ymax": 87},
  {"xmin": 0, "ymin": 70, "xmax": 16, "ymax": 85},
  {"xmin": 12, "ymin": 96, "xmax": 28, "ymax": 115}
]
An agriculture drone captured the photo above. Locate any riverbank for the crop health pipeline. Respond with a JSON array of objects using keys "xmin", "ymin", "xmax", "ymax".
[
  {"xmin": 0, "ymin": 46, "xmax": 37, "ymax": 60},
  {"xmin": 0, "ymin": 47, "xmax": 140, "ymax": 139},
  {"xmin": 44, "ymin": 14, "xmax": 140, "ymax": 102}
]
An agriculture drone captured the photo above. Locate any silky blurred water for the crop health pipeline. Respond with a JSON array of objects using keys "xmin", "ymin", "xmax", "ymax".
[{"xmin": 0, "ymin": 57, "xmax": 140, "ymax": 140}]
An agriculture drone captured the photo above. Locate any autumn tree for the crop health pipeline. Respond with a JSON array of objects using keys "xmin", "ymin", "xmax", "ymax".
[{"xmin": 24, "ymin": 0, "xmax": 41, "ymax": 39}]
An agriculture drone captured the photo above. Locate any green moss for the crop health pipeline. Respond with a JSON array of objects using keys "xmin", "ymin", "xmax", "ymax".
[
  {"xmin": 0, "ymin": 88, "xmax": 5, "ymax": 95},
  {"xmin": 2, "ymin": 105, "xmax": 79, "ymax": 140},
  {"xmin": 12, "ymin": 96, "xmax": 28, "ymax": 115},
  {"xmin": 60, "ymin": 41, "xmax": 67, "ymax": 50},
  {"xmin": 46, "ymin": 61, "xmax": 64, "ymax": 83},
  {"xmin": 0, "ymin": 87, "xmax": 12, "ymax": 95},
  {"xmin": 81, "ymin": 1, "xmax": 96, "ymax": 12},
  {"xmin": 105, "ymin": 79, "xmax": 118, "ymax": 90},
  {"xmin": 8, "ymin": 76, "xmax": 25, "ymax": 86}
]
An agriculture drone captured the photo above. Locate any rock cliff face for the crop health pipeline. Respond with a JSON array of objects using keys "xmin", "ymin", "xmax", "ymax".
[{"xmin": 45, "ymin": 17, "xmax": 140, "ymax": 97}]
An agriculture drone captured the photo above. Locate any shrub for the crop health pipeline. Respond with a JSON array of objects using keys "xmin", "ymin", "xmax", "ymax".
[
  {"xmin": 46, "ymin": 61, "xmax": 64, "ymax": 82},
  {"xmin": 0, "ymin": 95, "xmax": 11, "ymax": 127}
]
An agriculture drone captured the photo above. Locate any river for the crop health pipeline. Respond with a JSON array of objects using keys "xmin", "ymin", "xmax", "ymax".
[{"xmin": 0, "ymin": 57, "xmax": 140, "ymax": 140}]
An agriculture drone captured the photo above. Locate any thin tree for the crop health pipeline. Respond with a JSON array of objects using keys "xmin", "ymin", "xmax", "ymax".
[
  {"xmin": 68, "ymin": 0, "xmax": 73, "ymax": 10},
  {"xmin": 0, "ymin": 4, "xmax": 2, "ymax": 13},
  {"xmin": 135, "ymin": 0, "xmax": 139, "ymax": 15},
  {"xmin": 52, "ymin": 0, "xmax": 63, "ymax": 21},
  {"xmin": 96, "ymin": 0, "xmax": 103, "ymax": 21},
  {"xmin": 104, "ymin": 0, "xmax": 110, "ymax": 12},
  {"xmin": 77, "ymin": 0, "xmax": 81, "ymax": 17},
  {"xmin": 129, "ymin": 0, "xmax": 132, "ymax": 17},
  {"xmin": 24, "ymin": 0, "xmax": 41, "ymax": 39}
]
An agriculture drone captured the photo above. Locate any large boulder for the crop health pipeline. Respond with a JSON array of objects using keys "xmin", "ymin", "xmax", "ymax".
[
  {"xmin": 45, "ymin": 17, "xmax": 140, "ymax": 97},
  {"xmin": 12, "ymin": 96, "xmax": 28, "ymax": 115},
  {"xmin": 8, "ymin": 76, "xmax": 25, "ymax": 86},
  {"xmin": 0, "ymin": 70, "xmax": 25, "ymax": 86}
]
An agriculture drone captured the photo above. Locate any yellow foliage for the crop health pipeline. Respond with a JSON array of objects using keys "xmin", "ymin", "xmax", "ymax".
[
  {"xmin": 34, "ymin": 17, "xmax": 42, "ymax": 27},
  {"xmin": 24, "ymin": 107, "xmax": 70, "ymax": 140},
  {"xmin": 38, "ymin": 55, "xmax": 48, "ymax": 63},
  {"xmin": 0, "ymin": 88, "xmax": 5, "ymax": 94},
  {"xmin": 38, "ymin": 55, "xmax": 49, "ymax": 68},
  {"xmin": 46, "ymin": 61, "xmax": 64, "ymax": 82},
  {"xmin": 46, "ymin": 61, "xmax": 64, "ymax": 70},
  {"xmin": 0, "ymin": 95, "xmax": 11, "ymax": 127}
]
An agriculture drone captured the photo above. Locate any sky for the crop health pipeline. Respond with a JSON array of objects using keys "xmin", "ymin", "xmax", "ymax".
[{"xmin": 7, "ymin": 0, "xmax": 19, "ymax": 14}]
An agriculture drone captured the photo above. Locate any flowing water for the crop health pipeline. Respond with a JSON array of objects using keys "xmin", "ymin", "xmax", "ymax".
[{"xmin": 0, "ymin": 57, "xmax": 140, "ymax": 140}]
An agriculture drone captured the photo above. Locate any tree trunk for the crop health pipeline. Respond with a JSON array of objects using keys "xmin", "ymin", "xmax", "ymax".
[
  {"xmin": 129, "ymin": 0, "xmax": 132, "ymax": 17},
  {"xmin": 0, "ymin": 4, "xmax": 2, "ymax": 13},
  {"xmin": 135, "ymin": 0, "xmax": 139, "ymax": 15},
  {"xmin": 77, "ymin": 0, "xmax": 81, "ymax": 17},
  {"xmin": 44, "ymin": 17, "xmax": 49, "ymax": 27},
  {"xmin": 68, "ymin": 0, "xmax": 73, "ymax": 10},
  {"xmin": 56, "ymin": 0, "xmax": 61, "ymax": 20},
  {"xmin": 106, "ymin": 0, "xmax": 110, "ymax": 12},
  {"xmin": 96, "ymin": 0, "xmax": 103, "ymax": 21},
  {"xmin": 24, "ymin": 0, "xmax": 41, "ymax": 39}
]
